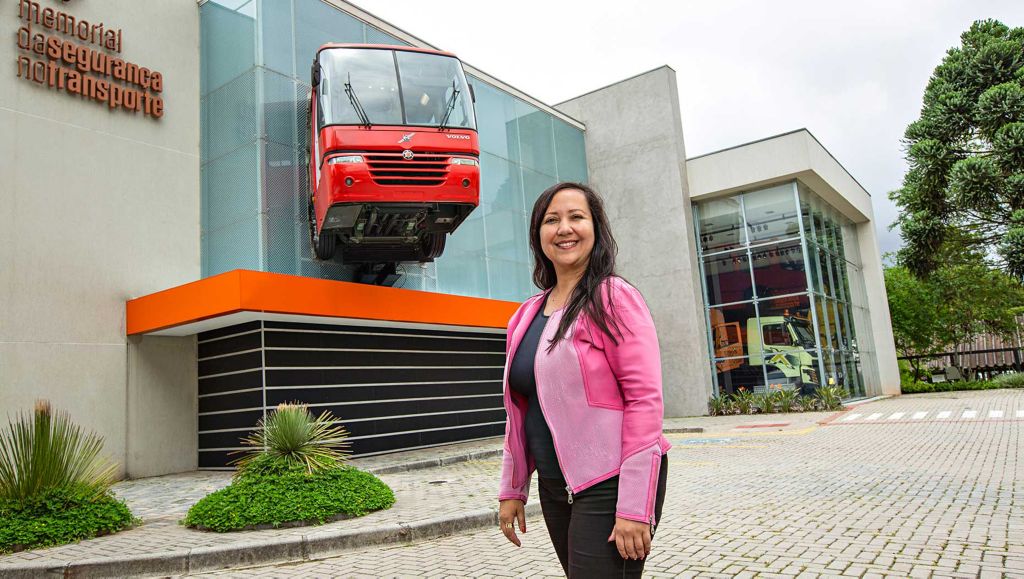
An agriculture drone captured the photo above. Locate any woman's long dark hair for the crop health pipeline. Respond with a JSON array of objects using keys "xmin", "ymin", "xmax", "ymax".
[{"xmin": 529, "ymin": 182, "xmax": 627, "ymax": 351}]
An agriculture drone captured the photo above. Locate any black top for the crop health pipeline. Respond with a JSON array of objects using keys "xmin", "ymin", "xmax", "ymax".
[{"xmin": 508, "ymin": 298, "xmax": 562, "ymax": 478}]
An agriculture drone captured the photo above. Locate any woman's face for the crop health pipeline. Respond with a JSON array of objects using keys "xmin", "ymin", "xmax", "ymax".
[{"xmin": 540, "ymin": 188, "xmax": 595, "ymax": 277}]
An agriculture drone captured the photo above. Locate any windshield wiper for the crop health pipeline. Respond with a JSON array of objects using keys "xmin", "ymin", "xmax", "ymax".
[
  {"xmin": 344, "ymin": 73, "xmax": 372, "ymax": 128},
  {"xmin": 438, "ymin": 80, "xmax": 460, "ymax": 131}
]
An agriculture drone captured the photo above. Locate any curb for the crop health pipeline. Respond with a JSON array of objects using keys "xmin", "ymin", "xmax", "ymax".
[
  {"xmin": 1, "ymin": 503, "xmax": 544, "ymax": 578},
  {"xmin": 663, "ymin": 426, "xmax": 704, "ymax": 434},
  {"xmin": 365, "ymin": 447, "xmax": 503, "ymax": 475}
]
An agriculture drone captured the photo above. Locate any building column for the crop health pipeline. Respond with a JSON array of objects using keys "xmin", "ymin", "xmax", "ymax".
[
  {"xmin": 856, "ymin": 222, "xmax": 901, "ymax": 396},
  {"xmin": 557, "ymin": 67, "xmax": 713, "ymax": 417}
]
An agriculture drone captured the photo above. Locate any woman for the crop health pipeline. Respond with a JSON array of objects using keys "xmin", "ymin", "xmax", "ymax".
[{"xmin": 498, "ymin": 182, "xmax": 670, "ymax": 578}]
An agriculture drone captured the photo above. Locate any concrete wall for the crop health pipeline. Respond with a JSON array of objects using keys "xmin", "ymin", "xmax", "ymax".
[
  {"xmin": 557, "ymin": 67, "xmax": 713, "ymax": 417},
  {"xmin": 0, "ymin": 0, "xmax": 200, "ymax": 477}
]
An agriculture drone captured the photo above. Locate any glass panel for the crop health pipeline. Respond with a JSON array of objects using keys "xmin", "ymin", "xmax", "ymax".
[
  {"xmin": 205, "ymin": 142, "xmax": 261, "ymax": 231},
  {"xmin": 471, "ymin": 77, "xmax": 520, "ymax": 163},
  {"xmin": 318, "ymin": 48, "xmax": 402, "ymax": 127},
  {"xmin": 817, "ymin": 243, "xmax": 836, "ymax": 298},
  {"xmin": 205, "ymin": 69, "xmax": 258, "ymax": 161},
  {"xmin": 259, "ymin": 0, "xmax": 294, "ymax": 76},
  {"xmin": 201, "ymin": 1, "xmax": 256, "ymax": 94},
  {"xmin": 763, "ymin": 349, "xmax": 819, "ymax": 394},
  {"xmin": 480, "ymin": 153, "xmax": 524, "ymax": 215},
  {"xmin": 207, "ymin": 217, "xmax": 263, "ymax": 275},
  {"xmin": 757, "ymin": 293, "xmax": 817, "ymax": 349},
  {"xmin": 805, "ymin": 241, "xmax": 824, "ymax": 295},
  {"xmin": 515, "ymin": 100, "xmax": 557, "ymax": 177},
  {"xmin": 696, "ymin": 196, "xmax": 745, "ymax": 253},
  {"xmin": 743, "ymin": 183, "xmax": 800, "ymax": 245},
  {"xmin": 815, "ymin": 295, "xmax": 835, "ymax": 353},
  {"xmin": 396, "ymin": 51, "xmax": 475, "ymax": 129},
  {"xmin": 553, "ymin": 119, "xmax": 587, "ymax": 183},
  {"xmin": 485, "ymin": 211, "xmax": 531, "ymax": 264},
  {"xmin": 436, "ymin": 249, "xmax": 488, "ymax": 298},
  {"xmin": 487, "ymin": 258, "xmax": 533, "ymax": 302},
  {"xmin": 522, "ymin": 169, "xmax": 557, "ymax": 216},
  {"xmin": 714, "ymin": 357, "xmax": 766, "ymax": 397},
  {"xmin": 703, "ymin": 250, "xmax": 752, "ymax": 306},
  {"xmin": 262, "ymin": 69, "xmax": 298, "ymax": 148},
  {"xmin": 445, "ymin": 209, "xmax": 485, "ymax": 254},
  {"xmin": 294, "ymin": 1, "xmax": 363, "ymax": 77},
  {"xmin": 751, "ymin": 241, "xmax": 806, "ymax": 298},
  {"xmin": 709, "ymin": 302, "xmax": 758, "ymax": 361},
  {"xmin": 365, "ymin": 26, "xmax": 409, "ymax": 46}
]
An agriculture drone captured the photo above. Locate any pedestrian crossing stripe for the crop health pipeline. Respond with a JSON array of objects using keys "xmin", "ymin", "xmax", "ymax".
[{"xmin": 834, "ymin": 408, "xmax": 1023, "ymax": 423}]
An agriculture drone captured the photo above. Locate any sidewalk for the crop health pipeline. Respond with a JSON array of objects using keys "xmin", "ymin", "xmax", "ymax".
[{"xmin": 0, "ymin": 410, "xmax": 837, "ymax": 578}]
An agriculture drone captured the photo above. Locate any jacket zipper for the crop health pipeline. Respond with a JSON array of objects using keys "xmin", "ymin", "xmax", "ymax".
[{"xmin": 534, "ymin": 306, "xmax": 576, "ymax": 504}]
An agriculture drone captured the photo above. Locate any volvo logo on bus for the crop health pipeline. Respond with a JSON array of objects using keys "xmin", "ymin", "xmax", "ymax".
[
  {"xmin": 402, "ymin": 150, "xmax": 415, "ymax": 160},
  {"xmin": 398, "ymin": 132, "xmax": 415, "ymax": 144}
]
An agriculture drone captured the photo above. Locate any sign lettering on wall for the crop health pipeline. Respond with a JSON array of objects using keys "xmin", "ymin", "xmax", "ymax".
[{"xmin": 13, "ymin": 0, "xmax": 165, "ymax": 119}]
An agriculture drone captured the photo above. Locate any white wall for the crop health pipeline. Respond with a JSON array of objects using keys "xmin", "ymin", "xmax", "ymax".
[{"xmin": 0, "ymin": 0, "xmax": 201, "ymax": 476}]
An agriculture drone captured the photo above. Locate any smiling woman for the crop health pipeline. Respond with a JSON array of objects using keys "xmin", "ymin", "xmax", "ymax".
[{"xmin": 497, "ymin": 182, "xmax": 671, "ymax": 578}]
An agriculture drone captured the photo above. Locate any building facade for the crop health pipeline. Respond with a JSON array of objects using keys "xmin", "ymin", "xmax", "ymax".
[{"xmin": 1, "ymin": 0, "xmax": 899, "ymax": 477}]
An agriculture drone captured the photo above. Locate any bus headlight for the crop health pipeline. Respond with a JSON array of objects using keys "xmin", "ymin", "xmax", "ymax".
[
  {"xmin": 328, "ymin": 155, "xmax": 364, "ymax": 164},
  {"xmin": 451, "ymin": 157, "xmax": 478, "ymax": 166}
]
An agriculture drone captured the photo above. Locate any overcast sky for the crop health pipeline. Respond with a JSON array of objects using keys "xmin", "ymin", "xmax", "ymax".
[{"xmin": 351, "ymin": 0, "xmax": 1024, "ymax": 258}]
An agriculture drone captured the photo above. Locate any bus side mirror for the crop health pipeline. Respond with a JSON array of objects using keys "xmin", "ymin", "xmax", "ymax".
[
  {"xmin": 468, "ymin": 83, "xmax": 476, "ymax": 103},
  {"xmin": 311, "ymin": 62, "xmax": 320, "ymax": 87}
]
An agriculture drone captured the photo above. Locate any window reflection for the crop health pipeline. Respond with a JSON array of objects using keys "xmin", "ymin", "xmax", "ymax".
[
  {"xmin": 703, "ymin": 250, "xmax": 752, "ymax": 305},
  {"xmin": 743, "ymin": 183, "xmax": 799, "ymax": 245},
  {"xmin": 697, "ymin": 197, "xmax": 745, "ymax": 253},
  {"xmin": 751, "ymin": 241, "xmax": 806, "ymax": 297},
  {"xmin": 695, "ymin": 179, "xmax": 873, "ymax": 399}
]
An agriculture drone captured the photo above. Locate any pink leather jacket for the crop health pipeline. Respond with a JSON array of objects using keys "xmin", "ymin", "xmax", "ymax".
[{"xmin": 498, "ymin": 276, "xmax": 671, "ymax": 525}]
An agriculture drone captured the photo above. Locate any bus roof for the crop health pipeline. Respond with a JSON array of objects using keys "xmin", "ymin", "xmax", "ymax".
[{"xmin": 316, "ymin": 43, "xmax": 459, "ymax": 59}]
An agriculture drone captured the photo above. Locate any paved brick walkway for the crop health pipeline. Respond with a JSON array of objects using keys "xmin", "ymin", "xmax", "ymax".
[{"xmin": 190, "ymin": 390, "xmax": 1024, "ymax": 578}]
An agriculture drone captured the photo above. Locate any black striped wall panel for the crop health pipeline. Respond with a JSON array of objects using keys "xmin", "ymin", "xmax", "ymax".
[{"xmin": 197, "ymin": 320, "xmax": 507, "ymax": 469}]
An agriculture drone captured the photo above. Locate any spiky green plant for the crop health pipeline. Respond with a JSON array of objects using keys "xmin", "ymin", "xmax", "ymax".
[
  {"xmin": 776, "ymin": 389, "xmax": 799, "ymax": 413},
  {"xmin": 797, "ymin": 395, "xmax": 819, "ymax": 412},
  {"xmin": 0, "ymin": 400, "xmax": 118, "ymax": 502},
  {"xmin": 731, "ymin": 388, "xmax": 756, "ymax": 414},
  {"xmin": 815, "ymin": 386, "xmax": 845, "ymax": 411},
  {"xmin": 231, "ymin": 403, "xmax": 351, "ymax": 476},
  {"xmin": 754, "ymin": 391, "xmax": 778, "ymax": 414},
  {"xmin": 708, "ymin": 396, "xmax": 730, "ymax": 416}
]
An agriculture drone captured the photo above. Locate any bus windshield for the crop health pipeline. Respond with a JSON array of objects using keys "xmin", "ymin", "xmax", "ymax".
[{"xmin": 318, "ymin": 47, "xmax": 475, "ymax": 130}]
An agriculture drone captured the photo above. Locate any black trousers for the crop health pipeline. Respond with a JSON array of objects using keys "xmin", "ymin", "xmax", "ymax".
[{"xmin": 537, "ymin": 456, "xmax": 668, "ymax": 578}]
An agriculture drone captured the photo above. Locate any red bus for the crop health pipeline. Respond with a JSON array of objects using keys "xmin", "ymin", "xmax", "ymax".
[{"xmin": 307, "ymin": 44, "xmax": 479, "ymax": 265}]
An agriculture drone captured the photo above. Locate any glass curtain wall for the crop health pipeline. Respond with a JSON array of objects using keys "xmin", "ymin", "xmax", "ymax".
[
  {"xmin": 694, "ymin": 181, "xmax": 868, "ymax": 399},
  {"xmin": 200, "ymin": 0, "xmax": 586, "ymax": 302}
]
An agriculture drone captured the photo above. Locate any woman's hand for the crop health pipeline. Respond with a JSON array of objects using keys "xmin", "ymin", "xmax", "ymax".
[
  {"xmin": 607, "ymin": 517, "xmax": 651, "ymax": 560},
  {"xmin": 499, "ymin": 499, "xmax": 526, "ymax": 547}
]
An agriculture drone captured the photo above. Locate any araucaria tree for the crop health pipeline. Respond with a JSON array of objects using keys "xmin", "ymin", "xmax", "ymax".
[{"xmin": 891, "ymin": 19, "xmax": 1024, "ymax": 279}]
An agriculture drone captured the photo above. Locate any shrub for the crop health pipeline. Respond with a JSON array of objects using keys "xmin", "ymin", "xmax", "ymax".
[
  {"xmin": 0, "ymin": 485, "xmax": 135, "ymax": 553},
  {"xmin": 900, "ymin": 379, "xmax": 1018, "ymax": 393},
  {"xmin": 776, "ymin": 389, "xmax": 799, "ymax": 413},
  {"xmin": 815, "ymin": 386, "xmax": 845, "ymax": 411},
  {"xmin": 797, "ymin": 395, "xmax": 820, "ymax": 411},
  {"xmin": 993, "ymin": 372, "xmax": 1024, "ymax": 388},
  {"xmin": 183, "ymin": 455, "xmax": 395, "ymax": 532},
  {"xmin": 707, "ymin": 396, "xmax": 731, "ymax": 416},
  {"xmin": 754, "ymin": 391, "xmax": 777, "ymax": 414},
  {"xmin": 731, "ymin": 388, "xmax": 756, "ymax": 414},
  {"xmin": 232, "ymin": 403, "xmax": 351, "ymax": 475},
  {"xmin": 0, "ymin": 400, "xmax": 117, "ymax": 502}
]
